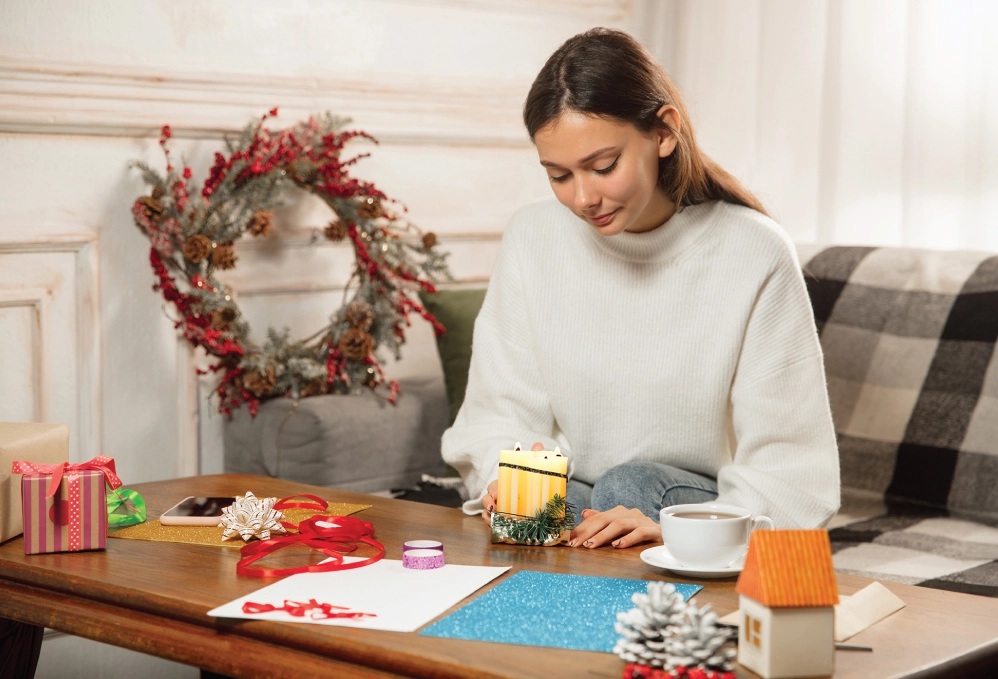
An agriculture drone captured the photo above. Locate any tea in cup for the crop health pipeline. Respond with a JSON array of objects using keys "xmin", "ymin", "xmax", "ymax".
[{"xmin": 659, "ymin": 503, "xmax": 774, "ymax": 569}]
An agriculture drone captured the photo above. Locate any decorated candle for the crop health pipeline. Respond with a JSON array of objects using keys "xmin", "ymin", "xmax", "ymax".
[{"xmin": 497, "ymin": 444, "xmax": 568, "ymax": 519}]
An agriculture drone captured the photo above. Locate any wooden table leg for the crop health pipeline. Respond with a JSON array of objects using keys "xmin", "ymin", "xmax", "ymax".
[{"xmin": 0, "ymin": 617, "xmax": 44, "ymax": 679}]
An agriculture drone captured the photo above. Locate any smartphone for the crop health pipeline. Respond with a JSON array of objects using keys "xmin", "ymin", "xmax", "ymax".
[{"xmin": 160, "ymin": 496, "xmax": 235, "ymax": 526}]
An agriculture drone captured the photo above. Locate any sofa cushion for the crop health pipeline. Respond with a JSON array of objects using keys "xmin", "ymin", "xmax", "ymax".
[
  {"xmin": 419, "ymin": 288, "xmax": 487, "ymax": 425},
  {"xmin": 223, "ymin": 373, "xmax": 449, "ymax": 493},
  {"xmin": 797, "ymin": 245, "xmax": 998, "ymax": 518}
]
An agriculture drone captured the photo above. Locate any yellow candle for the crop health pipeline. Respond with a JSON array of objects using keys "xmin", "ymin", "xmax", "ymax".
[{"xmin": 497, "ymin": 450, "xmax": 515, "ymax": 515}]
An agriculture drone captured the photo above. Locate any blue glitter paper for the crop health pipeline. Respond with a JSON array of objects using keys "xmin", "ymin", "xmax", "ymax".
[{"xmin": 419, "ymin": 570, "xmax": 701, "ymax": 653}]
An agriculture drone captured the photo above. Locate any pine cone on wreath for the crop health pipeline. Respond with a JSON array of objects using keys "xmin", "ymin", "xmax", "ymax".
[
  {"xmin": 345, "ymin": 301, "xmax": 374, "ymax": 331},
  {"xmin": 211, "ymin": 243, "xmax": 238, "ymax": 270},
  {"xmin": 422, "ymin": 232, "xmax": 437, "ymax": 249},
  {"xmin": 356, "ymin": 197, "xmax": 382, "ymax": 220},
  {"xmin": 183, "ymin": 235, "xmax": 211, "ymax": 263},
  {"xmin": 324, "ymin": 219, "xmax": 347, "ymax": 242},
  {"xmin": 247, "ymin": 210, "xmax": 273, "ymax": 237},
  {"xmin": 339, "ymin": 328, "xmax": 374, "ymax": 361},
  {"xmin": 243, "ymin": 366, "xmax": 277, "ymax": 397},
  {"xmin": 300, "ymin": 379, "xmax": 328, "ymax": 397},
  {"xmin": 151, "ymin": 185, "xmax": 166, "ymax": 200},
  {"xmin": 136, "ymin": 195, "xmax": 164, "ymax": 224},
  {"xmin": 211, "ymin": 307, "xmax": 237, "ymax": 330}
]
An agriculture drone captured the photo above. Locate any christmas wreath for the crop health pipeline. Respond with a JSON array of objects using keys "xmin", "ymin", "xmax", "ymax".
[{"xmin": 130, "ymin": 109, "xmax": 450, "ymax": 416}]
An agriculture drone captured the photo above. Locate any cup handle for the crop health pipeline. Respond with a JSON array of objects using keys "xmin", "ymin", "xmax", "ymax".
[{"xmin": 752, "ymin": 515, "xmax": 775, "ymax": 531}]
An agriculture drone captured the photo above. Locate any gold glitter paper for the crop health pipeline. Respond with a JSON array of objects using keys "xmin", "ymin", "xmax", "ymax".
[{"xmin": 108, "ymin": 503, "xmax": 372, "ymax": 548}]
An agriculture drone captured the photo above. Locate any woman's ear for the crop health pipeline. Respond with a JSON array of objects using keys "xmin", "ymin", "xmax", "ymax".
[{"xmin": 655, "ymin": 105, "xmax": 681, "ymax": 158}]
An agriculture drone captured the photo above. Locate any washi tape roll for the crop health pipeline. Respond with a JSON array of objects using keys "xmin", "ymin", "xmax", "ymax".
[
  {"xmin": 402, "ymin": 548, "xmax": 445, "ymax": 570},
  {"xmin": 403, "ymin": 539, "xmax": 444, "ymax": 553}
]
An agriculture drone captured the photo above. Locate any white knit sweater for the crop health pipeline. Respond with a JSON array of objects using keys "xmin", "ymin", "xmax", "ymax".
[{"xmin": 441, "ymin": 198, "xmax": 840, "ymax": 528}]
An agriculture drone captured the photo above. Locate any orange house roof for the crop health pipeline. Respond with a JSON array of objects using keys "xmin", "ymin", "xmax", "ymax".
[{"xmin": 736, "ymin": 529, "xmax": 839, "ymax": 608}]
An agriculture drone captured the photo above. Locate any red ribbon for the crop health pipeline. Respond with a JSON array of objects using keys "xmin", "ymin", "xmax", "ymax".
[
  {"xmin": 241, "ymin": 599, "xmax": 375, "ymax": 620},
  {"xmin": 11, "ymin": 456, "xmax": 122, "ymax": 498},
  {"xmin": 236, "ymin": 514, "xmax": 384, "ymax": 578},
  {"xmin": 274, "ymin": 494, "xmax": 328, "ymax": 511},
  {"xmin": 274, "ymin": 494, "xmax": 328, "ymax": 531}
]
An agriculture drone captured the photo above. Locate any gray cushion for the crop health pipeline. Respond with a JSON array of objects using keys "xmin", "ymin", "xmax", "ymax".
[{"xmin": 223, "ymin": 373, "xmax": 449, "ymax": 493}]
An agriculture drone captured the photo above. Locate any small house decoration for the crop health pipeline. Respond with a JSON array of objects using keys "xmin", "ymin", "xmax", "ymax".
[
  {"xmin": 490, "ymin": 443, "xmax": 573, "ymax": 545},
  {"xmin": 735, "ymin": 529, "xmax": 839, "ymax": 679}
]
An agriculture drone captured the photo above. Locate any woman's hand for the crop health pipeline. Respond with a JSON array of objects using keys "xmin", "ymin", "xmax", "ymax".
[
  {"xmin": 569, "ymin": 506, "xmax": 660, "ymax": 549},
  {"xmin": 481, "ymin": 480, "xmax": 498, "ymax": 523}
]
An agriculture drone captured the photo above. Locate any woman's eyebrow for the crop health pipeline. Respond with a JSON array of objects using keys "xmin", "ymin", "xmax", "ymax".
[{"xmin": 540, "ymin": 145, "xmax": 618, "ymax": 168}]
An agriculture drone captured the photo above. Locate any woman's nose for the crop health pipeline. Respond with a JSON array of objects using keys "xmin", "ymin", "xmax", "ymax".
[{"xmin": 575, "ymin": 177, "xmax": 598, "ymax": 211}]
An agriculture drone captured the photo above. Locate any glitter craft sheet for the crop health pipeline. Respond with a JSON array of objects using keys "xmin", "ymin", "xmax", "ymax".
[
  {"xmin": 420, "ymin": 570, "xmax": 702, "ymax": 653},
  {"xmin": 208, "ymin": 557, "xmax": 510, "ymax": 632}
]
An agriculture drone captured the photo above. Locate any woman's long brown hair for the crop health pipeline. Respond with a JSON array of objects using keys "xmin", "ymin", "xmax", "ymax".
[{"xmin": 524, "ymin": 28, "xmax": 767, "ymax": 216}]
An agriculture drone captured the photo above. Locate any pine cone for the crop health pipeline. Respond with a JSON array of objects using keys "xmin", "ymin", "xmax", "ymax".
[
  {"xmin": 247, "ymin": 210, "xmax": 273, "ymax": 237},
  {"xmin": 287, "ymin": 160, "xmax": 319, "ymax": 186},
  {"xmin": 338, "ymin": 328, "xmax": 374, "ymax": 361},
  {"xmin": 183, "ymin": 235, "xmax": 211, "ymax": 263},
  {"xmin": 136, "ymin": 195, "xmax": 164, "ymax": 223},
  {"xmin": 152, "ymin": 185, "xmax": 166, "ymax": 200},
  {"xmin": 422, "ymin": 232, "xmax": 437, "ymax": 249},
  {"xmin": 211, "ymin": 307, "xmax": 237, "ymax": 330},
  {"xmin": 300, "ymin": 379, "xmax": 328, "ymax": 397},
  {"xmin": 345, "ymin": 301, "xmax": 374, "ymax": 331},
  {"xmin": 211, "ymin": 243, "xmax": 238, "ymax": 270},
  {"xmin": 324, "ymin": 219, "xmax": 347, "ymax": 242},
  {"xmin": 356, "ymin": 197, "xmax": 382, "ymax": 220},
  {"xmin": 243, "ymin": 366, "xmax": 276, "ymax": 397}
]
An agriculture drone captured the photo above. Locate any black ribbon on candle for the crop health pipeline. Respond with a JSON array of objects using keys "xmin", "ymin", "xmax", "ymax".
[{"xmin": 498, "ymin": 462, "xmax": 567, "ymax": 479}]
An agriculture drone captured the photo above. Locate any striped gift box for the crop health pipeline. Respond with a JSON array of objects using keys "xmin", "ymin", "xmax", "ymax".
[{"xmin": 21, "ymin": 470, "xmax": 107, "ymax": 554}]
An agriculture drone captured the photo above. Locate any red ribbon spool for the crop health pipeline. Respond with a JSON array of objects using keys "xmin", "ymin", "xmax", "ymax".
[{"xmin": 235, "ymin": 514, "xmax": 384, "ymax": 578}]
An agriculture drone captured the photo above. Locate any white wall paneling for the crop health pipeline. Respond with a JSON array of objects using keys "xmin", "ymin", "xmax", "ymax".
[{"xmin": 0, "ymin": 233, "xmax": 100, "ymax": 464}]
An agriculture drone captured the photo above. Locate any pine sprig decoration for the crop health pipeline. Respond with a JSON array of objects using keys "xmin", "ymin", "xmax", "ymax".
[
  {"xmin": 490, "ymin": 494, "xmax": 576, "ymax": 545},
  {"xmin": 130, "ymin": 110, "xmax": 452, "ymax": 415},
  {"xmin": 615, "ymin": 583, "xmax": 736, "ymax": 679}
]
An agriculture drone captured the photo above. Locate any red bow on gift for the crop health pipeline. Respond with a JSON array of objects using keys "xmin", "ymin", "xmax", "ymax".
[
  {"xmin": 236, "ymin": 514, "xmax": 384, "ymax": 578},
  {"xmin": 11, "ymin": 455, "xmax": 122, "ymax": 498}
]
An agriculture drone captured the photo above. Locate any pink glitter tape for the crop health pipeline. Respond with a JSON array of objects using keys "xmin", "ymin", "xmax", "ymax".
[
  {"xmin": 402, "ymin": 548, "xmax": 445, "ymax": 570},
  {"xmin": 403, "ymin": 540, "xmax": 443, "ymax": 553}
]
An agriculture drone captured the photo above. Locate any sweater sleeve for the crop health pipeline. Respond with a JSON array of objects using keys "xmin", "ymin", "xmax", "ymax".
[
  {"xmin": 715, "ymin": 243, "xmax": 841, "ymax": 528},
  {"xmin": 441, "ymin": 226, "xmax": 561, "ymax": 515}
]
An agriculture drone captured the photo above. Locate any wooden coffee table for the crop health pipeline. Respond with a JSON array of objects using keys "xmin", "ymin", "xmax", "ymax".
[{"xmin": 1, "ymin": 474, "xmax": 997, "ymax": 679}]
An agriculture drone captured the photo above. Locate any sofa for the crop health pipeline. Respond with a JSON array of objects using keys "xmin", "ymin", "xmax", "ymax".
[{"xmin": 224, "ymin": 244, "xmax": 998, "ymax": 597}]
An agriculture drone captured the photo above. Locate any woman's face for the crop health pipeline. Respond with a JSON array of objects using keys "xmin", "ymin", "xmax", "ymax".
[{"xmin": 534, "ymin": 109, "xmax": 678, "ymax": 235}]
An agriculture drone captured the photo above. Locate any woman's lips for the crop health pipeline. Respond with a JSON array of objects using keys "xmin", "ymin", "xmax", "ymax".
[{"xmin": 588, "ymin": 208, "xmax": 620, "ymax": 226}]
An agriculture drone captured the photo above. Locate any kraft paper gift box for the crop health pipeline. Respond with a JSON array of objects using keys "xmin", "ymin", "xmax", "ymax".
[
  {"xmin": 0, "ymin": 423, "xmax": 69, "ymax": 544},
  {"xmin": 13, "ymin": 454, "xmax": 121, "ymax": 555}
]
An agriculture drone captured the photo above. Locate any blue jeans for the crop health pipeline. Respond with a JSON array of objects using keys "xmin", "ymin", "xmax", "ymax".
[{"xmin": 566, "ymin": 461, "xmax": 718, "ymax": 524}]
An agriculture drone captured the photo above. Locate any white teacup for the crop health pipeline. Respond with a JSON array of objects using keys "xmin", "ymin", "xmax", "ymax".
[{"xmin": 659, "ymin": 503, "xmax": 774, "ymax": 569}]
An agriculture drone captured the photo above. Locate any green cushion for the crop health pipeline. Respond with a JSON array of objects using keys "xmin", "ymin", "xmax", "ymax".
[{"xmin": 419, "ymin": 288, "xmax": 487, "ymax": 425}]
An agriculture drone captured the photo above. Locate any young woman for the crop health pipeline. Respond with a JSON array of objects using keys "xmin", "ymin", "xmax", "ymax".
[{"xmin": 441, "ymin": 28, "xmax": 839, "ymax": 549}]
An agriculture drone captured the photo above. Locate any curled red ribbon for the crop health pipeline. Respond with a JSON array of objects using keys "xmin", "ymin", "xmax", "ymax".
[
  {"xmin": 236, "ymin": 514, "xmax": 384, "ymax": 578},
  {"xmin": 242, "ymin": 598, "xmax": 375, "ymax": 620},
  {"xmin": 274, "ymin": 494, "xmax": 328, "ymax": 511},
  {"xmin": 274, "ymin": 494, "xmax": 328, "ymax": 531}
]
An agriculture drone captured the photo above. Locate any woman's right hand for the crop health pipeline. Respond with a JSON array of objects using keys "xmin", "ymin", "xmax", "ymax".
[{"xmin": 481, "ymin": 480, "xmax": 499, "ymax": 523}]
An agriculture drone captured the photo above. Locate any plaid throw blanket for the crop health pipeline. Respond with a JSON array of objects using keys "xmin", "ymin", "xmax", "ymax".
[{"xmin": 797, "ymin": 245, "xmax": 998, "ymax": 597}]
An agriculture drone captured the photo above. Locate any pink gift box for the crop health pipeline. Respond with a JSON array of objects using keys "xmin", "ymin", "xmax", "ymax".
[{"xmin": 21, "ymin": 469, "xmax": 107, "ymax": 555}]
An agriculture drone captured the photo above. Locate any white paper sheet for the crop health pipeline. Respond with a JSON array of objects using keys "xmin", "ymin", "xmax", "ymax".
[{"xmin": 207, "ymin": 557, "xmax": 510, "ymax": 632}]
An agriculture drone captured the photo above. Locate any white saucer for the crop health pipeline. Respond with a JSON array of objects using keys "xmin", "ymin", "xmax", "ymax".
[{"xmin": 640, "ymin": 545, "xmax": 745, "ymax": 579}]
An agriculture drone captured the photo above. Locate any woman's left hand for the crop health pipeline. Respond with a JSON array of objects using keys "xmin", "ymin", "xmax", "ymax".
[{"xmin": 569, "ymin": 506, "xmax": 661, "ymax": 549}]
